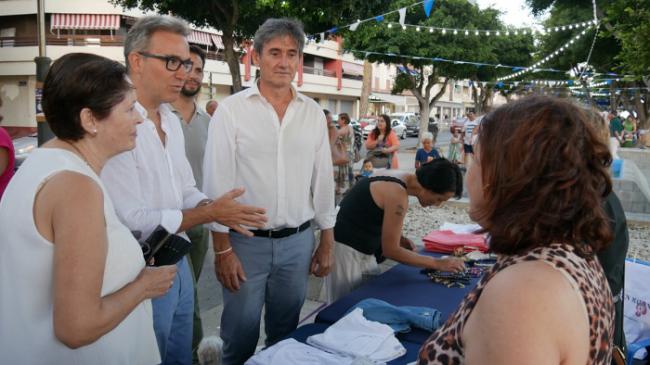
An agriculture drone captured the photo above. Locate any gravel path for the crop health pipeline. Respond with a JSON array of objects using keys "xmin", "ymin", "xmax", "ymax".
[{"xmin": 403, "ymin": 203, "xmax": 650, "ymax": 262}]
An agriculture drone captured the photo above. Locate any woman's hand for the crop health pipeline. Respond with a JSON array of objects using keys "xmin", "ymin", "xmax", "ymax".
[
  {"xmin": 432, "ymin": 257, "xmax": 466, "ymax": 272},
  {"xmin": 137, "ymin": 265, "xmax": 177, "ymax": 299}
]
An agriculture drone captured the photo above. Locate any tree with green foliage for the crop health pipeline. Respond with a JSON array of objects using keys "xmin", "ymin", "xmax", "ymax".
[
  {"xmin": 527, "ymin": 0, "xmax": 649, "ymax": 127},
  {"xmin": 343, "ymin": 0, "xmax": 533, "ymax": 139},
  {"xmin": 112, "ymin": 0, "xmax": 384, "ymax": 92}
]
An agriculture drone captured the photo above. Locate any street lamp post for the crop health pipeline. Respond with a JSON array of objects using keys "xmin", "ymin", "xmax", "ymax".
[{"xmin": 35, "ymin": 0, "xmax": 53, "ymax": 146}]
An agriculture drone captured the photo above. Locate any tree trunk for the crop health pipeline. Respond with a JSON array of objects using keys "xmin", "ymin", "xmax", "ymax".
[
  {"xmin": 359, "ymin": 60, "xmax": 373, "ymax": 117},
  {"xmin": 480, "ymin": 87, "xmax": 492, "ymax": 113},
  {"xmin": 471, "ymin": 84, "xmax": 479, "ymax": 112},
  {"xmin": 222, "ymin": 33, "xmax": 242, "ymax": 93},
  {"xmin": 633, "ymin": 87, "xmax": 648, "ymax": 130}
]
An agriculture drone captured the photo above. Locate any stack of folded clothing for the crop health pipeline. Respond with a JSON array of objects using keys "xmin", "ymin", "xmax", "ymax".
[
  {"xmin": 422, "ymin": 223, "xmax": 488, "ymax": 254},
  {"xmin": 307, "ymin": 308, "xmax": 406, "ymax": 363}
]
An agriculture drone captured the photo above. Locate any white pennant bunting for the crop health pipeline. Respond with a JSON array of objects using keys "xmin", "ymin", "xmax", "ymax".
[
  {"xmin": 398, "ymin": 8, "xmax": 407, "ymax": 27},
  {"xmin": 350, "ymin": 20, "xmax": 361, "ymax": 31}
]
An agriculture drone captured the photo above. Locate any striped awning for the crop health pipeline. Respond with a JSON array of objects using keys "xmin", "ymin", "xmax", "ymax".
[
  {"xmin": 210, "ymin": 34, "xmax": 224, "ymax": 49},
  {"xmin": 50, "ymin": 14, "xmax": 120, "ymax": 31},
  {"xmin": 188, "ymin": 30, "xmax": 212, "ymax": 46}
]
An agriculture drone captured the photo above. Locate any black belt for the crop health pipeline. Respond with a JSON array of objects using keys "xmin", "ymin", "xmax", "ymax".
[{"xmin": 250, "ymin": 221, "xmax": 311, "ymax": 239}]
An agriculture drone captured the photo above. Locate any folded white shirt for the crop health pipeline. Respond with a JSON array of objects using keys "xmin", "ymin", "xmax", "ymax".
[
  {"xmin": 439, "ymin": 222, "xmax": 483, "ymax": 234},
  {"xmin": 245, "ymin": 338, "xmax": 352, "ymax": 365},
  {"xmin": 307, "ymin": 308, "xmax": 406, "ymax": 363}
]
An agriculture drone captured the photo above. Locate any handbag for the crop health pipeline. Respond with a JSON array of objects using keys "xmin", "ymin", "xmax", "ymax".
[
  {"xmin": 141, "ymin": 226, "xmax": 192, "ymax": 266},
  {"xmin": 332, "ymin": 139, "xmax": 350, "ymax": 166},
  {"xmin": 366, "ymin": 149, "xmax": 391, "ymax": 169}
]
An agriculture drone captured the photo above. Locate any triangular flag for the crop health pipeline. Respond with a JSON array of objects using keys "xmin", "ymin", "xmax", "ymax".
[
  {"xmin": 424, "ymin": 0, "xmax": 435, "ymax": 17},
  {"xmin": 398, "ymin": 7, "xmax": 407, "ymax": 27},
  {"xmin": 375, "ymin": 15, "xmax": 384, "ymax": 23},
  {"xmin": 350, "ymin": 20, "xmax": 361, "ymax": 31}
]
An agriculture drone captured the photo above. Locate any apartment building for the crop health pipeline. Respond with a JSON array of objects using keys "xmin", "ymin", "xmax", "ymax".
[{"xmin": 0, "ymin": 0, "xmax": 363, "ymax": 135}]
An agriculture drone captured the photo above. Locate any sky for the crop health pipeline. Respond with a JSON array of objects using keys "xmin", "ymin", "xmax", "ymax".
[{"xmin": 474, "ymin": 0, "xmax": 549, "ymax": 28}]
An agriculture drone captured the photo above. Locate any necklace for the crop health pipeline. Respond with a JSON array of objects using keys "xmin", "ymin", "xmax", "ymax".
[{"xmin": 63, "ymin": 140, "xmax": 94, "ymax": 171}]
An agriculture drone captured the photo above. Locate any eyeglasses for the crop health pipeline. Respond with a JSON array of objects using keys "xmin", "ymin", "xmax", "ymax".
[{"xmin": 138, "ymin": 51, "xmax": 193, "ymax": 72}]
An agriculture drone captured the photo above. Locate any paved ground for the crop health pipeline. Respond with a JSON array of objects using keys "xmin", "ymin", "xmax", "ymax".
[{"xmin": 196, "ymin": 143, "xmax": 650, "ymax": 351}]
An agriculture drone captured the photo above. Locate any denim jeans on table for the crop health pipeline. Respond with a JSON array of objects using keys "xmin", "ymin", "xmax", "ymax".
[
  {"xmin": 347, "ymin": 298, "xmax": 442, "ymax": 333},
  {"xmin": 152, "ymin": 256, "xmax": 194, "ymax": 365},
  {"xmin": 220, "ymin": 228, "xmax": 315, "ymax": 365}
]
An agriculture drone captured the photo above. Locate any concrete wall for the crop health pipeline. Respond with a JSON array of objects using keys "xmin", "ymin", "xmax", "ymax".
[{"xmin": 613, "ymin": 157, "xmax": 650, "ymax": 214}]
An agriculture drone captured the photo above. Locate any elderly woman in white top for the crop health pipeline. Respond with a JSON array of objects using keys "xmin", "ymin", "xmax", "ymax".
[{"xmin": 0, "ymin": 53, "xmax": 175, "ymax": 364}]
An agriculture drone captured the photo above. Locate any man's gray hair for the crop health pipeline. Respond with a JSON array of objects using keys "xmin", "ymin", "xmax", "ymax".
[
  {"xmin": 253, "ymin": 18, "xmax": 305, "ymax": 56},
  {"xmin": 124, "ymin": 15, "xmax": 191, "ymax": 70}
]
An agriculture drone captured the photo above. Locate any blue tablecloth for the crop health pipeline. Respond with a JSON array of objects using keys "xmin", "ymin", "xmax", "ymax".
[
  {"xmin": 289, "ymin": 323, "xmax": 422, "ymax": 365},
  {"xmin": 315, "ymin": 251, "xmax": 481, "ymax": 343}
]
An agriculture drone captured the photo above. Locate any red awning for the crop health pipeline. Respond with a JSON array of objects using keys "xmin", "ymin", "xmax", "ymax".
[
  {"xmin": 50, "ymin": 14, "xmax": 120, "ymax": 30},
  {"xmin": 188, "ymin": 30, "xmax": 212, "ymax": 46}
]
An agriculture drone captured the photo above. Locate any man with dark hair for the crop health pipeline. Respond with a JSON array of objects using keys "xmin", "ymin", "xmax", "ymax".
[
  {"xmin": 169, "ymin": 44, "xmax": 210, "ymax": 363},
  {"xmin": 203, "ymin": 18, "xmax": 336, "ymax": 364},
  {"xmin": 101, "ymin": 15, "xmax": 266, "ymax": 364}
]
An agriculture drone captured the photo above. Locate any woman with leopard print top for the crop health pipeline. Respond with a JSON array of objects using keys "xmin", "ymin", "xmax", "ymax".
[{"xmin": 418, "ymin": 96, "xmax": 615, "ymax": 365}]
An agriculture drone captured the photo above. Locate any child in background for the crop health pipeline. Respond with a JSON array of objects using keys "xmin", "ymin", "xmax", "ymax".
[
  {"xmin": 448, "ymin": 127, "xmax": 462, "ymax": 164},
  {"xmin": 415, "ymin": 132, "xmax": 441, "ymax": 169},
  {"xmin": 354, "ymin": 159, "xmax": 374, "ymax": 183}
]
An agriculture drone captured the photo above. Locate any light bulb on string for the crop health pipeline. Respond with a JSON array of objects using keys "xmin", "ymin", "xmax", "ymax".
[
  {"xmin": 442, "ymin": 29, "xmax": 446, "ymax": 34},
  {"xmin": 388, "ymin": 23, "xmax": 393, "ymax": 28},
  {"xmin": 429, "ymin": 28, "xmax": 434, "ymax": 33},
  {"xmin": 416, "ymin": 26, "xmax": 421, "ymax": 32},
  {"xmin": 453, "ymin": 29, "xmax": 458, "ymax": 35},
  {"xmin": 465, "ymin": 30, "xmax": 469, "ymax": 36}
]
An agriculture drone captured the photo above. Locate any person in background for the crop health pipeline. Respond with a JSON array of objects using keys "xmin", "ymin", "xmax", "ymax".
[
  {"xmin": 359, "ymin": 158, "xmax": 374, "ymax": 178},
  {"xmin": 365, "ymin": 114, "xmax": 400, "ymax": 169},
  {"xmin": 461, "ymin": 111, "xmax": 478, "ymax": 165},
  {"xmin": 447, "ymin": 126, "xmax": 462, "ymax": 164},
  {"xmin": 205, "ymin": 100, "xmax": 218, "ymax": 117},
  {"xmin": 584, "ymin": 108, "xmax": 630, "ymax": 356},
  {"xmin": 608, "ymin": 111, "xmax": 624, "ymax": 148},
  {"xmin": 622, "ymin": 113, "xmax": 637, "ymax": 148},
  {"xmin": 0, "ymin": 53, "xmax": 172, "ymax": 364},
  {"xmin": 414, "ymin": 132, "xmax": 440, "ymax": 169},
  {"xmin": 334, "ymin": 112, "xmax": 354, "ymax": 195},
  {"xmin": 0, "ymin": 97, "xmax": 15, "ymax": 200},
  {"xmin": 326, "ymin": 159, "xmax": 466, "ymax": 302},
  {"xmin": 169, "ymin": 44, "xmax": 210, "ymax": 363},
  {"xmin": 100, "ymin": 16, "xmax": 266, "ymax": 365},
  {"xmin": 202, "ymin": 18, "xmax": 335, "ymax": 364},
  {"xmin": 419, "ymin": 96, "xmax": 614, "ymax": 364}
]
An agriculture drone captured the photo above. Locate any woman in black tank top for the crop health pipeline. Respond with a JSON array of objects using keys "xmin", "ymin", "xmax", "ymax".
[{"xmin": 326, "ymin": 159, "xmax": 467, "ymax": 302}]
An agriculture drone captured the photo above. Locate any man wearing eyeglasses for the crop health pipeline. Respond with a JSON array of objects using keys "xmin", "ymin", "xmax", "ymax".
[{"xmin": 101, "ymin": 15, "xmax": 267, "ymax": 365}]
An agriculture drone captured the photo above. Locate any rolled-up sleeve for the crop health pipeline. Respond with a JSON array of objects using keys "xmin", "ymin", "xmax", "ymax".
[
  {"xmin": 101, "ymin": 150, "xmax": 182, "ymax": 241},
  {"xmin": 311, "ymin": 113, "xmax": 336, "ymax": 229},
  {"xmin": 202, "ymin": 105, "xmax": 237, "ymax": 233}
]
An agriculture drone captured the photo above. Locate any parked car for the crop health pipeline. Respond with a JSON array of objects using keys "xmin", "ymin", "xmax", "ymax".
[
  {"xmin": 390, "ymin": 112, "xmax": 419, "ymax": 137},
  {"xmin": 12, "ymin": 133, "xmax": 37, "ymax": 171},
  {"xmin": 363, "ymin": 119, "xmax": 407, "ymax": 139},
  {"xmin": 358, "ymin": 116, "xmax": 378, "ymax": 129}
]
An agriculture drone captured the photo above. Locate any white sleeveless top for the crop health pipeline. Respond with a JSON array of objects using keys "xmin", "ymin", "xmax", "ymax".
[{"xmin": 0, "ymin": 148, "xmax": 160, "ymax": 365}]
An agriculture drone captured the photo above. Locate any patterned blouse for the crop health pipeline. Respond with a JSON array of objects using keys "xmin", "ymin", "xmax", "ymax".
[{"xmin": 418, "ymin": 243, "xmax": 614, "ymax": 365}]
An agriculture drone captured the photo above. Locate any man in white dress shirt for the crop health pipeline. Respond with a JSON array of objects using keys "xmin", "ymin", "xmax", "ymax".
[
  {"xmin": 101, "ymin": 16, "xmax": 266, "ymax": 365},
  {"xmin": 202, "ymin": 18, "xmax": 336, "ymax": 364}
]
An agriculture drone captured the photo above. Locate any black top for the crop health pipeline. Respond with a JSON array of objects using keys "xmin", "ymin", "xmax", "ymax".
[
  {"xmin": 597, "ymin": 191, "xmax": 629, "ymax": 297},
  {"xmin": 334, "ymin": 176, "xmax": 406, "ymax": 259}
]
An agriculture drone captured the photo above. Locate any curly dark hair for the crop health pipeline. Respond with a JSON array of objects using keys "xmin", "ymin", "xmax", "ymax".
[
  {"xmin": 371, "ymin": 114, "xmax": 392, "ymax": 141},
  {"xmin": 474, "ymin": 96, "xmax": 613, "ymax": 257}
]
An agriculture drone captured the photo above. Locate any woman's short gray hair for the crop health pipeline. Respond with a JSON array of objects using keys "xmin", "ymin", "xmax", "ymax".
[
  {"xmin": 124, "ymin": 15, "xmax": 191, "ymax": 70},
  {"xmin": 253, "ymin": 18, "xmax": 305, "ymax": 56},
  {"xmin": 421, "ymin": 132, "xmax": 434, "ymax": 142}
]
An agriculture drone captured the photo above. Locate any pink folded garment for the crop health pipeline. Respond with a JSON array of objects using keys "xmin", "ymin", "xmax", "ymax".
[{"xmin": 422, "ymin": 230, "xmax": 488, "ymax": 253}]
